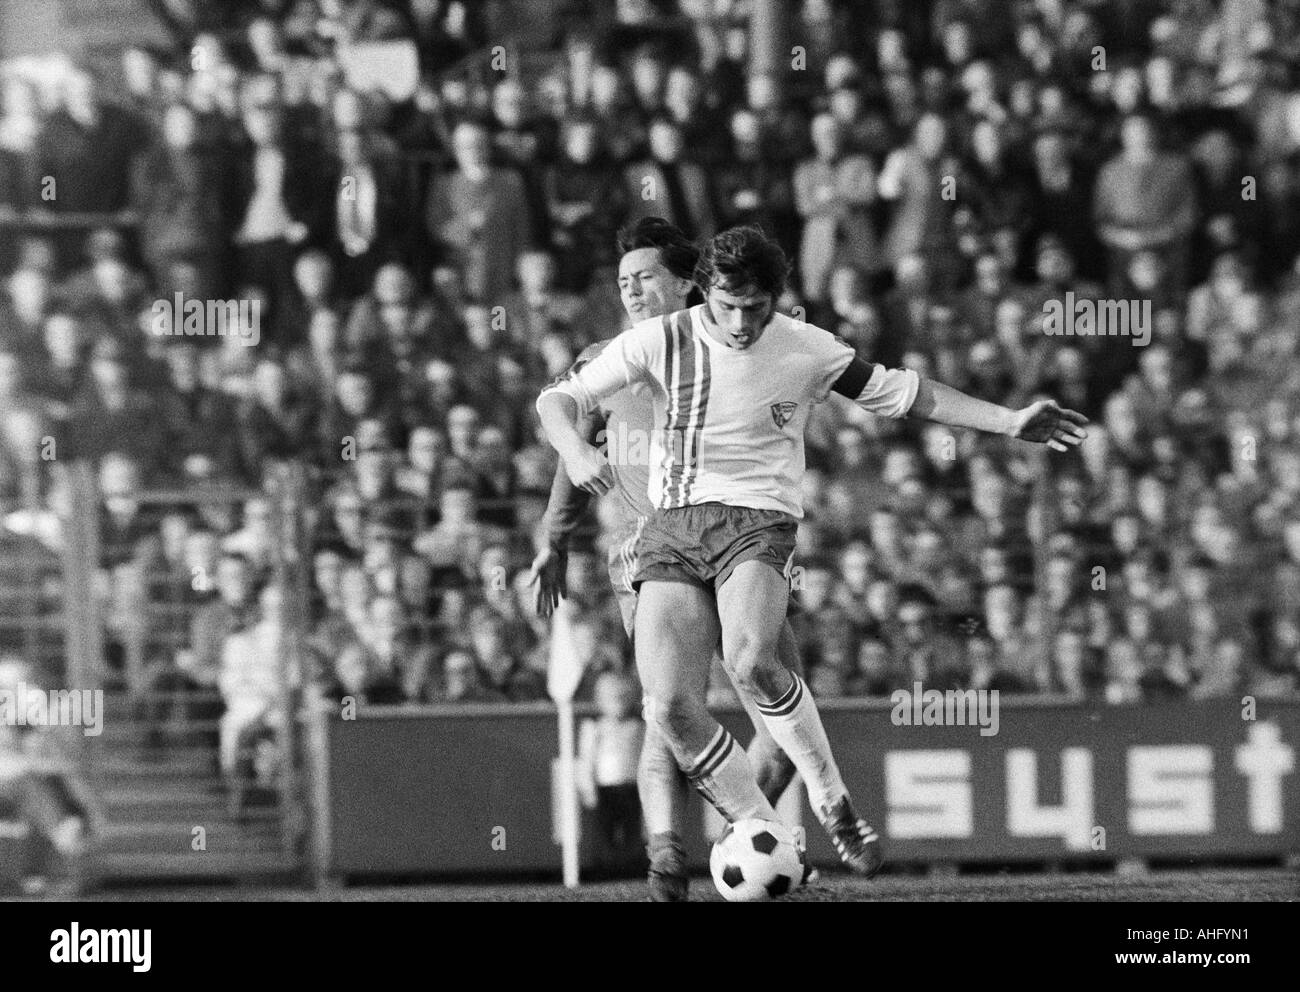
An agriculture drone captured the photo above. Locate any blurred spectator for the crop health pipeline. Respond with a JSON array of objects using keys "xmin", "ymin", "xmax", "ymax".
[
  {"xmin": 427, "ymin": 120, "xmax": 533, "ymax": 302},
  {"xmin": 36, "ymin": 67, "xmax": 143, "ymax": 217},
  {"xmin": 623, "ymin": 116, "xmax": 715, "ymax": 239},
  {"xmin": 545, "ymin": 113, "xmax": 627, "ymax": 290},
  {"xmin": 1093, "ymin": 113, "xmax": 1198, "ymax": 295},
  {"xmin": 333, "ymin": 595, "xmax": 433, "ymax": 704},
  {"xmin": 231, "ymin": 103, "xmax": 324, "ymax": 327},
  {"xmin": 500, "ymin": 250, "xmax": 580, "ymax": 351},
  {"xmin": 791, "ymin": 559, "xmax": 855, "ymax": 674},
  {"xmin": 328, "ymin": 116, "xmax": 409, "ymax": 297},
  {"xmin": 0, "ymin": 657, "xmax": 104, "ymax": 895},
  {"xmin": 878, "ymin": 113, "xmax": 961, "ymax": 286},
  {"xmin": 847, "ymin": 636, "xmax": 903, "ymax": 697},
  {"xmin": 794, "ymin": 113, "xmax": 878, "ymax": 307},
  {"xmin": 1050, "ymin": 628, "xmax": 1098, "ymax": 699},
  {"xmin": 0, "ymin": 77, "xmax": 40, "ymax": 219},
  {"xmin": 133, "ymin": 102, "xmax": 224, "ymax": 295},
  {"xmin": 1026, "ymin": 129, "xmax": 1103, "ymax": 281},
  {"xmin": 217, "ymin": 583, "xmax": 293, "ymax": 781},
  {"xmin": 1104, "ymin": 638, "xmax": 1144, "ymax": 704},
  {"xmin": 894, "ymin": 590, "xmax": 968, "ymax": 688},
  {"xmin": 577, "ymin": 670, "xmax": 644, "ymax": 869},
  {"xmin": 1191, "ymin": 635, "xmax": 1248, "ymax": 700},
  {"xmin": 448, "ymin": 606, "xmax": 546, "ymax": 703}
]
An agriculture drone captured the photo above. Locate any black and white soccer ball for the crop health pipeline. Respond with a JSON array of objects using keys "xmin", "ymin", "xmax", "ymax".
[{"xmin": 709, "ymin": 818, "xmax": 804, "ymax": 902}]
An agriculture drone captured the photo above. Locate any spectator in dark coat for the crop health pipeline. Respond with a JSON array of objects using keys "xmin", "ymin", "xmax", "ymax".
[
  {"xmin": 458, "ymin": 605, "xmax": 545, "ymax": 702},
  {"xmin": 64, "ymin": 341, "xmax": 165, "ymax": 473},
  {"xmin": 426, "ymin": 120, "xmax": 533, "ymax": 304},
  {"xmin": 133, "ymin": 102, "xmax": 226, "ymax": 296},
  {"xmin": 156, "ymin": 343, "xmax": 242, "ymax": 480},
  {"xmin": 544, "ymin": 114, "xmax": 627, "ymax": 291},
  {"xmin": 229, "ymin": 104, "xmax": 328, "ymax": 338},
  {"xmin": 623, "ymin": 117, "xmax": 715, "ymax": 240},
  {"xmin": 1093, "ymin": 113, "xmax": 1198, "ymax": 297},
  {"xmin": 36, "ymin": 67, "xmax": 145, "ymax": 215},
  {"xmin": 326, "ymin": 125, "xmax": 410, "ymax": 298},
  {"xmin": 879, "ymin": 112, "xmax": 962, "ymax": 289},
  {"xmin": 342, "ymin": 263, "xmax": 448, "ymax": 401},
  {"xmin": 794, "ymin": 113, "xmax": 880, "ymax": 305},
  {"xmin": 490, "ymin": 78, "xmax": 555, "ymax": 250},
  {"xmin": 714, "ymin": 107, "xmax": 796, "ymax": 252},
  {"xmin": 0, "ymin": 75, "xmax": 41, "ymax": 221}
]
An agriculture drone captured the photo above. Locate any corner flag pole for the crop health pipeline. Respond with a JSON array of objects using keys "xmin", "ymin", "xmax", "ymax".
[
  {"xmin": 547, "ymin": 599, "xmax": 584, "ymax": 888},
  {"xmin": 556, "ymin": 696, "xmax": 580, "ymax": 888}
]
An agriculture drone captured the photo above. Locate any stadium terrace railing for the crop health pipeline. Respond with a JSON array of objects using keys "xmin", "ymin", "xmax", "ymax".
[{"xmin": 62, "ymin": 460, "xmax": 310, "ymax": 879}]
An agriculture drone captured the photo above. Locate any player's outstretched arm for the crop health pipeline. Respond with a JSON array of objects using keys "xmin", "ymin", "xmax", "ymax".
[{"xmin": 908, "ymin": 379, "xmax": 1089, "ymax": 452}]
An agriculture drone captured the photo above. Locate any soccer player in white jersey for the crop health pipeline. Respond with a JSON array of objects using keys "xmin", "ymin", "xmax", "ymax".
[
  {"xmin": 538, "ymin": 225, "xmax": 1089, "ymax": 881},
  {"xmin": 529, "ymin": 218, "xmax": 808, "ymax": 901}
]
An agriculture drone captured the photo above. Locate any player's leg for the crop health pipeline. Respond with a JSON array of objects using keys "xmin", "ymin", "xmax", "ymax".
[
  {"xmin": 716, "ymin": 561, "xmax": 883, "ymax": 876},
  {"xmin": 634, "ymin": 578, "xmax": 780, "ymax": 824},
  {"xmin": 721, "ymin": 621, "xmax": 801, "ymax": 804},
  {"xmin": 638, "ymin": 720, "xmax": 692, "ymax": 901},
  {"xmin": 637, "ymin": 708, "xmax": 690, "ymax": 838},
  {"xmin": 609, "ymin": 530, "xmax": 694, "ymax": 900},
  {"xmin": 723, "ymin": 621, "xmax": 823, "ymax": 882},
  {"xmin": 612, "ymin": 566, "xmax": 689, "ymax": 841}
]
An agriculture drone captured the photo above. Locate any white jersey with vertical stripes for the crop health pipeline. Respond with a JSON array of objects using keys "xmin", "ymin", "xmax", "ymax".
[{"xmin": 540, "ymin": 305, "xmax": 919, "ymax": 519}]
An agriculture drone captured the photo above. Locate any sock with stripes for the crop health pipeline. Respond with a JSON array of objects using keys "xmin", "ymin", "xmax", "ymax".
[
  {"xmin": 754, "ymin": 673, "xmax": 848, "ymax": 815},
  {"xmin": 685, "ymin": 726, "xmax": 780, "ymax": 822}
]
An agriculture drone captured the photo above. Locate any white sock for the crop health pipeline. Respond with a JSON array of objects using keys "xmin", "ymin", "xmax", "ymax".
[
  {"xmin": 755, "ymin": 673, "xmax": 847, "ymax": 815},
  {"xmin": 638, "ymin": 719, "xmax": 690, "ymax": 837},
  {"xmin": 685, "ymin": 726, "xmax": 779, "ymax": 822}
]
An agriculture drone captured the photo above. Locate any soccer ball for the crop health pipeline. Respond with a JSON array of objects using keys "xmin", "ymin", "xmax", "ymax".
[{"xmin": 710, "ymin": 818, "xmax": 804, "ymax": 902}]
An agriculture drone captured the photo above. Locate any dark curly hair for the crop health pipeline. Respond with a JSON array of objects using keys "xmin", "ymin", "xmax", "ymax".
[
  {"xmin": 615, "ymin": 217, "xmax": 699, "ymax": 281},
  {"xmin": 693, "ymin": 225, "xmax": 790, "ymax": 299}
]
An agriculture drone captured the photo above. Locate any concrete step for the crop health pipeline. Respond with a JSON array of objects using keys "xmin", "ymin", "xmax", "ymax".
[
  {"xmin": 94, "ymin": 721, "xmax": 221, "ymax": 747},
  {"xmin": 102, "ymin": 786, "xmax": 283, "ymax": 823},
  {"xmin": 101, "ymin": 820, "xmax": 283, "ymax": 856},
  {"xmin": 98, "ymin": 851, "xmax": 299, "ymax": 883},
  {"xmin": 95, "ymin": 749, "xmax": 219, "ymax": 779}
]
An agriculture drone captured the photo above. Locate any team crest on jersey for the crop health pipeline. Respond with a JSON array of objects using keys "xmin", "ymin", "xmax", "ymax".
[{"xmin": 770, "ymin": 401, "xmax": 798, "ymax": 428}]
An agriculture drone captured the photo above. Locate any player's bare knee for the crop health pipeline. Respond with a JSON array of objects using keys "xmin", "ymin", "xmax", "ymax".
[
  {"xmin": 638, "ymin": 721, "xmax": 675, "ymax": 768},
  {"xmin": 726, "ymin": 635, "xmax": 786, "ymax": 700},
  {"xmin": 652, "ymin": 692, "xmax": 704, "ymax": 745}
]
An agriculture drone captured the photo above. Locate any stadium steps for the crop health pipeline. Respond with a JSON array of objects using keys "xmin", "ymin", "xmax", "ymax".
[
  {"xmin": 101, "ymin": 820, "xmax": 282, "ymax": 856},
  {"xmin": 97, "ymin": 851, "xmax": 298, "ymax": 881},
  {"xmin": 96, "ymin": 719, "xmax": 223, "ymax": 747},
  {"xmin": 101, "ymin": 785, "xmax": 282, "ymax": 823},
  {"xmin": 90, "ymin": 689, "xmax": 302, "ymax": 885},
  {"xmin": 97, "ymin": 749, "xmax": 219, "ymax": 779}
]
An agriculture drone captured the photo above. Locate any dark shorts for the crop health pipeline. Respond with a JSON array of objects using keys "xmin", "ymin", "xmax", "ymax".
[
  {"xmin": 631, "ymin": 503, "xmax": 798, "ymax": 592},
  {"xmin": 606, "ymin": 515, "xmax": 649, "ymax": 638}
]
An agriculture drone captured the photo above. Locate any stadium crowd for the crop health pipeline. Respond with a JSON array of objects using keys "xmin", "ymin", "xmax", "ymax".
[{"xmin": 1, "ymin": 0, "xmax": 1299, "ymax": 767}]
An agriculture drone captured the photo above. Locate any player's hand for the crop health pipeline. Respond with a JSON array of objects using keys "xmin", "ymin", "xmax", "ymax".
[
  {"xmin": 562, "ymin": 444, "xmax": 613, "ymax": 497},
  {"xmin": 527, "ymin": 544, "xmax": 568, "ymax": 617},
  {"xmin": 1009, "ymin": 400, "xmax": 1089, "ymax": 452}
]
